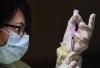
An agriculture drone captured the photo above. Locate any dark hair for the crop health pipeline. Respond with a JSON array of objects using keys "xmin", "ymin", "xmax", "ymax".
[{"xmin": 0, "ymin": 0, "xmax": 32, "ymax": 34}]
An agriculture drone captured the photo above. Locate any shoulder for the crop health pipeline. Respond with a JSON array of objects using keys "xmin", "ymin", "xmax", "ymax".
[
  {"xmin": 0, "ymin": 60, "xmax": 31, "ymax": 68},
  {"xmin": 14, "ymin": 60, "xmax": 31, "ymax": 68}
]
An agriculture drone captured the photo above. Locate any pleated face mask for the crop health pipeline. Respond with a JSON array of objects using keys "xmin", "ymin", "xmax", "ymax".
[{"xmin": 0, "ymin": 29, "xmax": 29, "ymax": 64}]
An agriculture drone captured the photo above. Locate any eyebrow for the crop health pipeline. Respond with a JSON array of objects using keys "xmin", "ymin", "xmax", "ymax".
[{"xmin": 15, "ymin": 22, "xmax": 25, "ymax": 26}]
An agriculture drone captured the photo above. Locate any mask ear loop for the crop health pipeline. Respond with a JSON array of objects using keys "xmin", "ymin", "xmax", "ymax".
[{"xmin": 0, "ymin": 29, "xmax": 10, "ymax": 34}]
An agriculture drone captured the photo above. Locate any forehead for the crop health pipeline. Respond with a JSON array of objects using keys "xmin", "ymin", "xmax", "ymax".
[{"xmin": 8, "ymin": 9, "xmax": 25, "ymax": 26}]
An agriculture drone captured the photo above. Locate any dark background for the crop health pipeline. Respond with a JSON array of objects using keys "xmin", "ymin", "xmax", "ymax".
[{"xmin": 23, "ymin": 0, "xmax": 100, "ymax": 68}]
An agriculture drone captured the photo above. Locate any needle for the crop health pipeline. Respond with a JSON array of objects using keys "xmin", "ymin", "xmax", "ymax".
[{"xmin": 71, "ymin": 37, "xmax": 74, "ymax": 52}]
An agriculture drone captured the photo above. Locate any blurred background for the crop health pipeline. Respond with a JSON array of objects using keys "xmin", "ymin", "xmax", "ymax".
[{"xmin": 22, "ymin": 0, "xmax": 100, "ymax": 68}]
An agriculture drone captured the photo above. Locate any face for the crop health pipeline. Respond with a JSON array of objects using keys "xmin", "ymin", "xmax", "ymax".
[{"xmin": 0, "ymin": 9, "xmax": 26, "ymax": 47}]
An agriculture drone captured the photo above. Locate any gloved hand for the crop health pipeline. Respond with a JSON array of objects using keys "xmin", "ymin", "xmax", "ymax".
[
  {"xmin": 60, "ymin": 60, "xmax": 78, "ymax": 68},
  {"xmin": 62, "ymin": 9, "xmax": 96, "ymax": 54},
  {"xmin": 59, "ymin": 52, "xmax": 80, "ymax": 68}
]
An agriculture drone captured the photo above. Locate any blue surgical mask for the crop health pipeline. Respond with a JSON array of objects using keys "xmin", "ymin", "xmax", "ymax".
[{"xmin": 0, "ymin": 29, "xmax": 29, "ymax": 64}]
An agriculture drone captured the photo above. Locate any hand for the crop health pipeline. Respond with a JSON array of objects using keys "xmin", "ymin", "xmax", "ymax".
[
  {"xmin": 60, "ymin": 61, "xmax": 77, "ymax": 68},
  {"xmin": 59, "ymin": 56, "xmax": 80, "ymax": 68},
  {"xmin": 59, "ymin": 51, "xmax": 81, "ymax": 68},
  {"xmin": 62, "ymin": 10, "xmax": 96, "ymax": 53}
]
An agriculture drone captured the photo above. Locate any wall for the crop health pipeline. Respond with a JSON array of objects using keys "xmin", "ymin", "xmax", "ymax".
[{"xmin": 24, "ymin": 0, "xmax": 100, "ymax": 68}]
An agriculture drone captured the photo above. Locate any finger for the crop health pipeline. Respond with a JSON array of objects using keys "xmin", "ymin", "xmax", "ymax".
[
  {"xmin": 74, "ymin": 31, "xmax": 89, "ymax": 44},
  {"xmin": 88, "ymin": 14, "xmax": 96, "ymax": 29},
  {"xmin": 79, "ymin": 22, "xmax": 88, "ymax": 30},
  {"xmin": 63, "ymin": 52, "xmax": 77, "ymax": 64},
  {"xmin": 67, "ymin": 51, "xmax": 76, "ymax": 58},
  {"xmin": 73, "ymin": 9, "xmax": 83, "ymax": 24},
  {"xmin": 69, "ymin": 61, "xmax": 77, "ymax": 68},
  {"xmin": 67, "ymin": 9, "xmax": 80, "ymax": 31},
  {"xmin": 67, "ymin": 16, "xmax": 76, "ymax": 31},
  {"xmin": 74, "ymin": 32, "xmax": 85, "ymax": 41},
  {"xmin": 76, "ymin": 65, "xmax": 80, "ymax": 68}
]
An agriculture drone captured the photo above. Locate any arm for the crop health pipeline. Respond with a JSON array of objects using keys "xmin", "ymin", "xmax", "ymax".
[{"xmin": 55, "ymin": 9, "xmax": 96, "ymax": 68}]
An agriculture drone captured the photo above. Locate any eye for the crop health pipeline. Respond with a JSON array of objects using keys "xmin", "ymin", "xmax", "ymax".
[
  {"xmin": 14, "ymin": 26, "xmax": 24, "ymax": 34},
  {"xmin": 15, "ymin": 28, "xmax": 19, "ymax": 33},
  {"xmin": 15, "ymin": 28, "xmax": 19, "ymax": 31}
]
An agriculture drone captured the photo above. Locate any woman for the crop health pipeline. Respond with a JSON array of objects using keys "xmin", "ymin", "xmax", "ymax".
[{"xmin": 0, "ymin": 0, "xmax": 32, "ymax": 68}]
